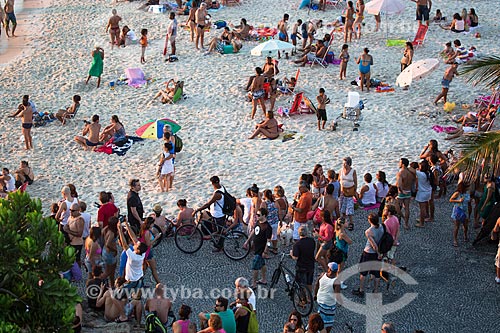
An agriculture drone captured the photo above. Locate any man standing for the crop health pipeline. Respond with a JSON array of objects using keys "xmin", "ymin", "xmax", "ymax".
[
  {"xmin": 145, "ymin": 283, "xmax": 173, "ymax": 329},
  {"xmin": 127, "ymin": 179, "xmax": 144, "ymax": 231},
  {"xmin": 290, "ymin": 181, "xmax": 313, "ymax": 241},
  {"xmin": 18, "ymin": 100, "xmax": 33, "ymax": 150},
  {"xmin": 412, "ymin": 0, "xmax": 432, "ymax": 26},
  {"xmin": 396, "ymin": 158, "xmax": 415, "ymax": 230},
  {"xmin": 63, "ymin": 203, "xmax": 85, "ymax": 266},
  {"xmin": 167, "ymin": 12, "xmax": 178, "ymax": 56},
  {"xmin": 314, "ymin": 262, "xmax": 341, "ymax": 333},
  {"xmin": 291, "ymin": 226, "xmax": 316, "ymax": 292},
  {"xmin": 434, "ymin": 62, "xmax": 459, "ymax": 105},
  {"xmin": 244, "ymin": 208, "xmax": 272, "ymax": 289},
  {"xmin": 74, "ymin": 114, "xmax": 101, "ymax": 150},
  {"xmin": 194, "ymin": 2, "xmax": 208, "ymax": 49},
  {"xmin": 232, "ymin": 277, "xmax": 257, "ymax": 311},
  {"xmin": 97, "ymin": 191, "xmax": 118, "ymax": 228},
  {"xmin": 4, "ymin": 0, "xmax": 17, "ymax": 37},
  {"xmin": 199, "ymin": 297, "xmax": 236, "ymax": 333},
  {"xmin": 277, "ymin": 14, "xmax": 289, "ymax": 60},
  {"xmin": 193, "ymin": 176, "xmax": 226, "ymax": 251}
]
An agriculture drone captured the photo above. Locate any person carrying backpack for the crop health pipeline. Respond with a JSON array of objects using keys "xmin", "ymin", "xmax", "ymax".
[
  {"xmin": 234, "ymin": 289, "xmax": 258, "ymax": 333},
  {"xmin": 193, "ymin": 176, "xmax": 235, "ymax": 252}
]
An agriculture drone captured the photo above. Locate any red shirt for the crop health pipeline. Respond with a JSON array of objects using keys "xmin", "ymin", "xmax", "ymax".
[
  {"xmin": 97, "ymin": 202, "xmax": 118, "ymax": 228},
  {"xmin": 294, "ymin": 191, "xmax": 312, "ymax": 223},
  {"xmin": 319, "ymin": 223, "xmax": 334, "ymax": 242}
]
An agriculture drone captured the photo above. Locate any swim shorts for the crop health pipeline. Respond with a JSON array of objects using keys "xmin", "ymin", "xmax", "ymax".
[
  {"xmin": 252, "ymin": 89, "xmax": 265, "ymax": 99},
  {"xmin": 397, "ymin": 192, "xmax": 412, "ymax": 200},
  {"xmin": 278, "ymin": 32, "xmax": 287, "ymax": 40},
  {"xmin": 290, "ymin": 33, "xmax": 297, "ymax": 42},
  {"xmin": 416, "ymin": 5, "xmax": 430, "ymax": 21},
  {"xmin": 317, "ymin": 108, "xmax": 327, "ymax": 121},
  {"xmin": 85, "ymin": 139, "xmax": 99, "ymax": 147},
  {"xmin": 252, "ymin": 254, "xmax": 265, "ymax": 270},
  {"xmin": 441, "ymin": 78, "xmax": 451, "ymax": 89},
  {"xmin": 22, "ymin": 123, "xmax": 33, "ymax": 129},
  {"xmin": 6, "ymin": 12, "xmax": 16, "ymax": 24}
]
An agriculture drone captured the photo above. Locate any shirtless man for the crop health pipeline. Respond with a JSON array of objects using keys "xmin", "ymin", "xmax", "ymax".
[
  {"xmin": 18, "ymin": 100, "xmax": 33, "ymax": 150},
  {"xmin": 75, "ymin": 114, "xmax": 102, "ymax": 151},
  {"xmin": 434, "ymin": 63, "xmax": 459, "ymax": 105},
  {"xmin": 145, "ymin": 284, "xmax": 172, "ymax": 329},
  {"xmin": 294, "ymin": 40, "xmax": 326, "ymax": 67},
  {"xmin": 277, "ymin": 14, "xmax": 289, "ymax": 42},
  {"xmin": 4, "ymin": 0, "xmax": 17, "ymax": 37},
  {"xmin": 195, "ymin": 2, "xmax": 208, "ymax": 49},
  {"xmin": 14, "ymin": 160, "xmax": 34, "ymax": 187},
  {"xmin": 396, "ymin": 158, "xmax": 415, "ymax": 230},
  {"xmin": 96, "ymin": 278, "xmax": 128, "ymax": 322},
  {"xmin": 262, "ymin": 56, "xmax": 279, "ymax": 78},
  {"xmin": 231, "ymin": 18, "xmax": 250, "ymax": 40},
  {"xmin": 106, "ymin": 9, "xmax": 122, "ymax": 50},
  {"xmin": 412, "ymin": 0, "xmax": 432, "ymax": 26}
]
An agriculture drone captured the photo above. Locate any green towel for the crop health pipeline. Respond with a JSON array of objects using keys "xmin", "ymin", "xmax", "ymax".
[{"xmin": 386, "ymin": 39, "xmax": 407, "ymax": 47}]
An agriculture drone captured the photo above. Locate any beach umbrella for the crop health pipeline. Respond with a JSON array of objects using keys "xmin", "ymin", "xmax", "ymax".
[
  {"xmin": 365, "ymin": 0, "xmax": 405, "ymax": 39},
  {"xmin": 250, "ymin": 39, "xmax": 294, "ymax": 57},
  {"xmin": 135, "ymin": 118, "xmax": 181, "ymax": 139},
  {"xmin": 396, "ymin": 58, "xmax": 439, "ymax": 87}
]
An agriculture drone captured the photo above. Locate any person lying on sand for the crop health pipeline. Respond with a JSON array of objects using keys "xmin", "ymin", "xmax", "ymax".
[
  {"xmin": 248, "ymin": 111, "xmax": 279, "ymax": 140},
  {"xmin": 56, "ymin": 95, "xmax": 81, "ymax": 125},
  {"xmin": 75, "ymin": 114, "xmax": 102, "ymax": 151},
  {"xmin": 445, "ymin": 110, "xmax": 496, "ymax": 140}
]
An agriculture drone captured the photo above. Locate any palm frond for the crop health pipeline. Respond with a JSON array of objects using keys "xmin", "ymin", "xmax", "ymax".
[
  {"xmin": 458, "ymin": 55, "xmax": 500, "ymax": 89},
  {"xmin": 450, "ymin": 130, "xmax": 500, "ymax": 181}
]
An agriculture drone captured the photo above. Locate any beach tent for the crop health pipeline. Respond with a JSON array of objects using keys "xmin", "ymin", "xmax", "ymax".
[
  {"xmin": 365, "ymin": 0, "xmax": 405, "ymax": 38},
  {"xmin": 135, "ymin": 118, "xmax": 181, "ymax": 139}
]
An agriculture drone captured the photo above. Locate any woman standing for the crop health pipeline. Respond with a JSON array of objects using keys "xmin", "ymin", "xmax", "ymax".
[
  {"xmin": 356, "ymin": 48, "xmax": 373, "ymax": 92},
  {"xmin": 249, "ymin": 67, "xmax": 267, "ymax": 119},
  {"xmin": 450, "ymin": 182, "xmax": 470, "ymax": 247},
  {"xmin": 261, "ymin": 189, "xmax": 280, "ymax": 254},
  {"xmin": 306, "ymin": 313, "xmax": 326, "ymax": 333},
  {"xmin": 353, "ymin": 0, "xmax": 365, "ymax": 40},
  {"xmin": 158, "ymin": 142, "xmax": 175, "ymax": 192},
  {"xmin": 274, "ymin": 185, "xmax": 289, "ymax": 223},
  {"xmin": 339, "ymin": 157, "xmax": 357, "ymax": 231},
  {"xmin": 344, "ymin": 1, "xmax": 355, "ymax": 43},
  {"xmin": 415, "ymin": 160, "xmax": 433, "ymax": 228},
  {"xmin": 334, "ymin": 218, "xmax": 352, "ymax": 288},
  {"xmin": 315, "ymin": 210, "xmax": 335, "ymax": 272},
  {"xmin": 84, "ymin": 227, "xmax": 102, "ymax": 273},
  {"xmin": 284, "ymin": 311, "xmax": 305, "ymax": 333},
  {"xmin": 312, "ymin": 164, "xmax": 328, "ymax": 198},
  {"xmin": 139, "ymin": 217, "xmax": 161, "ymax": 284},
  {"xmin": 249, "ymin": 184, "xmax": 262, "ymax": 235},
  {"xmin": 339, "ymin": 44, "xmax": 349, "ymax": 80},
  {"xmin": 401, "ymin": 42, "xmax": 414, "ymax": 72},
  {"xmin": 85, "ymin": 44, "xmax": 104, "ymax": 88}
]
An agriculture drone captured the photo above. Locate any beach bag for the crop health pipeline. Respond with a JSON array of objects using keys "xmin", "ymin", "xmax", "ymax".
[
  {"xmin": 145, "ymin": 311, "xmax": 167, "ymax": 333},
  {"xmin": 214, "ymin": 20, "xmax": 227, "ymax": 29},
  {"xmin": 307, "ymin": 196, "xmax": 324, "ymax": 224},
  {"xmin": 241, "ymin": 306, "xmax": 259, "ymax": 333},
  {"xmin": 378, "ymin": 224, "xmax": 394, "ymax": 255},
  {"xmin": 173, "ymin": 134, "xmax": 183, "ymax": 152},
  {"xmin": 453, "ymin": 206, "xmax": 467, "ymax": 223},
  {"xmin": 342, "ymin": 186, "xmax": 356, "ymax": 197},
  {"xmin": 216, "ymin": 186, "xmax": 237, "ymax": 216}
]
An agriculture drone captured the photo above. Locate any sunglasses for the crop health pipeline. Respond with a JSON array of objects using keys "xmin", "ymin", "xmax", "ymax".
[
  {"xmin": 290, "ymin": 318, "xmax": 298, "ymax": 322},
  {"xmin": 70, "ymin": 209, "xmax": 79, "ymax": 212},
  {"xmin": 215, "ymin": 304, "xmax": 222, "ymax": 307}
]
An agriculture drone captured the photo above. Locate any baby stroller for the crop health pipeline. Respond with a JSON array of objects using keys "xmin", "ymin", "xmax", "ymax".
[{"xmin": 336, "ymin": 91, "xmax": 364, "ymax": 131}]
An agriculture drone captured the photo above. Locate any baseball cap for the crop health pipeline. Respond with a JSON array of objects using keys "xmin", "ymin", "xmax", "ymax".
[{"xmin": 328, "ymin": 262, "xmax": 338, "ymax": 271}]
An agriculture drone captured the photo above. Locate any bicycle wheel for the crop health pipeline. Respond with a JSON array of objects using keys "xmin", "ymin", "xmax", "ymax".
[
  {"xmin": 270, "ymin": 268, "xmax": 281, "ymax": 289},
  {"xmin": 151, "ymin": 224, "xmax": 164, "ymax": 249},
  {"xmin": 222, "ymin": 231, "xmax": 250, "ymax": 261},
  {"xmin": 292, "ymin": 283, "xmax": 313, "ymax": 316},
  {"xmin": 175, "ymin": 224, "xmax": 203, "ymax": 254}
]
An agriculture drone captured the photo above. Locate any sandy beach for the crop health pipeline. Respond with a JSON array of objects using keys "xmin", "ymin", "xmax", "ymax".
[{"xmin": 0, "ymin": 0, "xmax": 499, "ymax": 330}]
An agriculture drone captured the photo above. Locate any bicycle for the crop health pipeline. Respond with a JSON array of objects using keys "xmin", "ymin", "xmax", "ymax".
[
  {"xmin": 268, "ymin": 253, "xmax": 314, "ymax": 316},
  {"xmin": 174, "ymin": 211, "xmax": 250, "ymax": 261},
  {"xmin": 150, "ymin": 218, "xmax": 176, "ymax": 249}
]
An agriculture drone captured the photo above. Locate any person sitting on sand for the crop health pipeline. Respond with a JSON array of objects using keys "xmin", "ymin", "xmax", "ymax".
[
  {"xmin": 75, "ymin": 114, "xmax": 102, "ymax": 151},
  {"xmin": 100, "ymin": 115, "xmax": 126, "ymax": 143},
  {"xmin": 176, "ymin": 1, "xmax": 190, "ymax": 15},
  {"xmin": 440, "ymin": 41, "xmax": 454, "ymax": 60},
  {"xmin": 440, "ymin": 13, "xmax": 465, "ymax": 33},
  {"xmin": 206, "ymin": 26, "xmax": 241, "ymax": 54},
  {"xmin": 14, "ymin": 160, "xmax": 34, "ymax": 188},
  {"xmin": 0, "ymin": 168, "xmax": 16, "ymax": 197},
  {"xmin": 433, "ymin": 9, "xmax": 445, "ymax": 22},
  {"xmin": 119, "ymin": 26, "xmax": 136, "ymax": 47},
  {"xmin": 248, "ymin": 111, "xmax": 279, "ymax": 140},
  {"xmin": 151, "ymin": 79, "xmax": 184, "ymax": 104},
  {"xmin": 231, "ymin": 18, "xmax": 251, "ymax": 40},
  {"xmin": 206, "ymin": 0, "xmax": 220, "ymax": 9},
  {"xmin": 55, "ymin": 95, "xmax": 81, "ymax": 124},
  {"xmin": 294, "ymin": 40, "xmax": 326, "ymax": 67}
]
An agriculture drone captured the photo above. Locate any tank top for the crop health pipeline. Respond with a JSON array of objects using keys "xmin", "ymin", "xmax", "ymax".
[
  {"xmin": 316, "ymin": 274, "xmax": 337, "ymax": 305},
  {"xmin": 265, "ymin": 200, "xmax": 279, "ymax": 226},
  {"xmin": 375, "ymin": 181, "xmax": 389, "ymax": 199},
  {"xmin": 341, "ymin": 168, "xmax": 355, "ymax": 188},
  {"xmin": 364, "ymin": 225, "xmax": 384, "ymax": 253},
  {"xmin": 177, "ymin": 319, "xmax": 192, "ymax": 333},
  {"xmin": 139, "ymin": 230, "xmax": 154, "ymax": 259},
  {"xmin": 362, "ymin": 183, "xmax": 376, "ymax": 205},
  {"xmin": 5, "ymin": 174, "xmax": 16, "ymax": 192},
  {"xmin": 211, "ymin": 188, "xmax": 225, "ymax": 218},
  {"xmin": 335, "ymin": 235, "xmax": 349, "ymax": 253},
  {"xmin": 455, "ymin": 19, "xmax": 465, "ymax": 31},
  {"xmin": 61, "ymin": 197, "xmax": 79, "ymax": 226},
  {"xmin": 235, "ymin": 309, "xmax": 250, "ymax": 333}
]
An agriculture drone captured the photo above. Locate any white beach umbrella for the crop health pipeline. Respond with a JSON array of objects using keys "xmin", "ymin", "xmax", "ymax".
[
  {"xmin": 365, "ymin": 0, "xmax": 406, "ymax": 39},
  {"xmin": 396, "ymin": 58, "xmax": 439, "ymax": 87},
  {"xmin": 250, "ymin": 39, "xmax": 294, "ymax": 57}
]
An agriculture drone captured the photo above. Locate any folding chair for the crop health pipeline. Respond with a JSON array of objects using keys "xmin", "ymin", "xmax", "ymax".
[
  {"xmin": 336, "ymin": 91, "xmax": 364, "ymax": 130},
  {"xmin": 64, "ymin": 104, "xmax": 80, "ymax": 123},
  {"xmin": 326, "ymin": 0, "xmax": 344, "ymax": 10},
  {"xmin": 278, "ymin": 69, "xmax": 300, "ymax": 94},
  {"xmin": 410, "ymin": 24, "xmax": 429, "ymax": 49}
]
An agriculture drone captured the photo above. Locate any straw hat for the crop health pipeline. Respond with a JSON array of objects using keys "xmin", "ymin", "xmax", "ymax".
[{"xmin": 153, "ymin": 203, "xmax": 162, "ymax": 212}]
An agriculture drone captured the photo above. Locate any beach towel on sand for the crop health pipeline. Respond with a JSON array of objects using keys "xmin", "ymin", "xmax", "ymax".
[
  {"xmin": 125, "ymin": 68, "xmax": 147, "ymax": 87},
  {"xmin": 432, "ymin": 125, "xmax": 458, "ymax": 133},
  {"xmin": 95, "ymin": 136, "xmax": 144, "ymax": 156}
]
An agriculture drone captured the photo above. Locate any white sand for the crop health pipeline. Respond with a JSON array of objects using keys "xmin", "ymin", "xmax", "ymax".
[{"xmin": 0, "ymin": 0, "xmax": 497, "ymax": 215}]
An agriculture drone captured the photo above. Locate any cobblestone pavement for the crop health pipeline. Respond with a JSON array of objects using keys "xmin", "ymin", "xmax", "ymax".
[{"xmin": 79, "ymin": 196, "xmax": 499, "ymax": 332}]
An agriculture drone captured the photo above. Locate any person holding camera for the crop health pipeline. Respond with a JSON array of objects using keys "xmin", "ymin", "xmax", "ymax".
[{"xmin": 74, "ymin": 114, "xmax": 101, "ymax": 150}]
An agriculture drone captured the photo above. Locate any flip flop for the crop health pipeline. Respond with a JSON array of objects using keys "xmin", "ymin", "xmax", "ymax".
[
  {"xmin": 257, "ymin": 280, "xmax": 268, "ymax": 285},
  {"xmin": 115, "ymin": 318, "xmax": 128, "ymax": 323}
]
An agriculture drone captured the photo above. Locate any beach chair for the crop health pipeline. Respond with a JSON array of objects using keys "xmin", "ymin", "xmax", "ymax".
[
  {"xmin": 64, "ymin": 104, "xmax": 81, "ymax": 123},
  {"xmin": 326, "ymin": 0, "xmax": 344, "ymax": 9},
  {"xmin": 163, "ymin": 81, "xmax": 184, "ymax": 104},
  {"xmin": 410, "ymin": 24, "xmax": 429, "ymax": 49},
  {"xmin": 278, "ymin": 69, "xmax": 300, "ymax": 94},
  {"xmin": 310, "ymin": 54, "xmax": 328, "ymax": 68},
  {"xmin": 277, "ymin": 92, "xmax": 304, "ymax": 118},
  {"xmin": 336, "ymin": 91, "xmax": 364, "ymax": 130}
]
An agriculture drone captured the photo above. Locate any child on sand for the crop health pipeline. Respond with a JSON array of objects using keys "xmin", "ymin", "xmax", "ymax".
[
  {"xmin": 316, "ymin": 88, "xmax": 330, "ymax": 130},
  {"xmin": 158, "ymin": 142, "xmax": 175, "ymax": 192},
  {"xmin": 140, "ymin": 28, "xmax": 148, "ymax": 64},
  {"xmin": 339, "ymin": 44, "xmax": 349, "ymax": 80}
]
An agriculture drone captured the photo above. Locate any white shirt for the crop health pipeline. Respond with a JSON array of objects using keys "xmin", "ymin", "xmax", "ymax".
[
  {"xmin": 361, "ymin": 182, "xmax": 377, "ymax": 206},
  {"xmin": 211, "ymin": 188, "xmax": 225, "ymax": 218},
  {"xmin": 239, "ymin": 197, "xmax": 252, "ymax": 225},
  {"xmin": 125, "ymin": 248, "xmax": 145, "ymax": 282},
  {"xmin": 375, "ymin": 181, "xmax": 389, "ymax": 199},
  {"xmin": 236, "ymin": 287, "xmax": 257, "ymax": 310},
  {"xmin": 4, "ymin": 173, "xmax": 16, "ymax": 192},
  {"xmin": 317, "ymin": 274, "xmax": 337, "ymax": 305},
  {"xmin": 168, "ymin": 18, "xmax": 178, "ymax": 37}
]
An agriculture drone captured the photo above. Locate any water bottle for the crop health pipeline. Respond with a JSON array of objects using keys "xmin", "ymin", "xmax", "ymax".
[{"xmin": 285, "ymin": 273, "xmax": 291, "ymax": 283}]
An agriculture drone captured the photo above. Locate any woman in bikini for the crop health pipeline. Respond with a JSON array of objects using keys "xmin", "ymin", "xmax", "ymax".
[
  {"xmin": 106, "ymin": 9, "xmax": 122, "ymax": 50},
  {"xmin": 344, "ymin": 1, "xmax": 355, "ymax": 43},
  {"xmin": 339, "ymin": 44, "xmax": 349, "ymax": 80},
  {"xmin": 356, "ymin": 48, "xmax": 373, "ymax": 92},
  {"xmin": 186, "ymin": 3, "xmax": 197, "ymax": 42},
  {"xmin": 248, "ymin": 111, "xmax": 279, "ymax": 139},
  {"xmin": 353, "ymin": 0, "xmax": 365, "ymax": 39}
]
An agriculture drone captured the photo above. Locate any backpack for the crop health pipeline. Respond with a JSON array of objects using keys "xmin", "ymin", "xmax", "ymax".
[
  {"xmin": 241, "ymin": 306, "xmax": 259, "ymax": 333},
  {"xmin": 145, "ymin": 312, "xmax": 167, "ymax": 333},
  {"xmin": 378, "ymin": 224, "xmax": 394, "ymax": 255},
  {"xmin": 216, "ymin": 185, "xmax": 237, "ymax": 216},
  {"xmin": 173, "ymin": 134, "xmax": 183, "ymax": 153}
]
